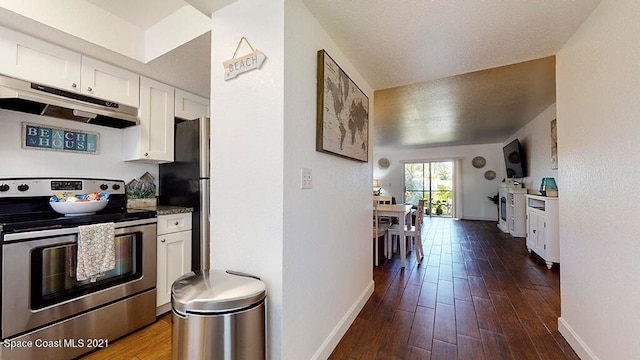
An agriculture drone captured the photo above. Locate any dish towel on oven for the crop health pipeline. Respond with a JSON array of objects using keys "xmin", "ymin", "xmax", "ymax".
[{"xmin": 77, "ymin": 222, "xmax": 116, "ymax": 282}]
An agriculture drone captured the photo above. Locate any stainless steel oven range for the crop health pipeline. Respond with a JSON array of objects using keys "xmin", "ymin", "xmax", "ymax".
[{"xmin": 0, "ymin": 177, "xmax": 157, "ymax": 360}]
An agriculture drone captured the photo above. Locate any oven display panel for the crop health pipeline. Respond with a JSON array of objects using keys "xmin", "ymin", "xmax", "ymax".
[{"xmin": 51, "ymin": 181, "xmax": 83, "ymax": 191}]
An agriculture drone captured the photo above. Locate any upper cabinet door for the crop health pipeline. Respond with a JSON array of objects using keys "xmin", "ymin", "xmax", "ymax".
[
  {"xmin": 175, "ymin": 89, "xmax": 209, "ymax": 120},
  {"xmin": 0, "ymin": 26, "xmax": 81, "ymax": 92},
  {"xmin": 123, "ymin": 76, "xmax": 174, "ymax": 163},
  {"xmin": 81, "ymin": 57, "xmax": 140, "ymax": 108}
]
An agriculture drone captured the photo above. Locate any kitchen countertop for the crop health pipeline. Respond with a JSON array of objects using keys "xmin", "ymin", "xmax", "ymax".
[{"xmin": 155, "ymin": 205, "xmax": 194, "ymax": 215}]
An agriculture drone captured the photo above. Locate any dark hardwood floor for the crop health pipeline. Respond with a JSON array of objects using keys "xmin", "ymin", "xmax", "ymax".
[
  {"xmin": 83, "ymin": 217, "xmax": 577, "ymax": 359},
  {"xmin": 330, "ymin": 217, "xmax": 579, "ymax": 360}
]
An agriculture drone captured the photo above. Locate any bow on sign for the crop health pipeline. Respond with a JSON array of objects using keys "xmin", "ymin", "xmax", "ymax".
[{"xmin": 223, "ymin": 37, "xmax": 267, "ymax": 80}]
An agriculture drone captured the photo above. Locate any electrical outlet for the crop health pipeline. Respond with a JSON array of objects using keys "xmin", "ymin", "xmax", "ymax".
[{"xmin": 301, "ymin": 168, "xmax": 312, "ymax": 189}]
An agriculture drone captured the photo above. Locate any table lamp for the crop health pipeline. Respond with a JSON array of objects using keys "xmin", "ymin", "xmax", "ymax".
[
  {"xmin": 539, "ymin": 177, "xmax": 558, "ymax": 196},
  {"xmin": 373, "ymin": 179, "xmax": 381, "ymax": 196}
]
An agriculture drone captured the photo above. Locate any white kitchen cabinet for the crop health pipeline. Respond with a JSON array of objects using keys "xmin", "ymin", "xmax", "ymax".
[
  {"xmin": 525, "ymin": 195, "xmax": 559, "ymax": 269},
  {"xmin": 156, "ymin": 212, "xmax": 192, "ymax": 315},
  {"xmin": 79, "ymin": 57, "xmax": 139, "ymax": 108},
  {"xmin": 123, "ymin": 77, "xmax": 174, "ymax": 163},
  {"xmin": 0, "ymin": 26, "xmax": 139, "ymax": 108},
  {"xmin": 0, "ymin": 25, "xmax": 81, "ymax": 92},
  {"xmin": 175, "ymin": 88, "xmax": 209, "ymax": 119}
]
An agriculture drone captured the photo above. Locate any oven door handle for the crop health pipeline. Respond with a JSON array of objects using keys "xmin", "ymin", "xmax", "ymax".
[{"xmin": 3, "ymin": 218, "xmax": 156, "ymax": 242}]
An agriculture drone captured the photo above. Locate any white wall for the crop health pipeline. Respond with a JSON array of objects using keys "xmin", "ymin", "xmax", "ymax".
[
  {"xmin": 0, "ymin": 109, "xmax": 157, "ymax": 181},
  {"xmin": 282, "ymin": 1, "xmax": 373, "ymax": 359},
  {"xmin": 556, "ymin": 1, "xmax": 640, "ymax": 359},
  {"xmin": 374, "ymin": 143, "xmax": 504, "ymax": 221},
  {"xmin": 503, "ymin": 103, "xmax": 558, "ymax": 193},
  {"xmin": 210, "ymin": 0, "xmax": 373, "ymax": 358},
  {"xmin": 210, "ymin": 2, "xmax": 285, "ymax": 359}
]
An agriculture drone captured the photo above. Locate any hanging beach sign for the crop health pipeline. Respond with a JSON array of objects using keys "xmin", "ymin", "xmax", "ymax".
[{"xmin": 223, "ymin": 37, "xmax": 266, "ymax": 80}]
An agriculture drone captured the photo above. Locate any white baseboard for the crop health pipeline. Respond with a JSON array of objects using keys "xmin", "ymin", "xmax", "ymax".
[
  {"xmin": 311, "ymin": 280, "xmax": 374, "ymax": 360},
  {"xmin": 558, "ymin": 317, "xmax": 599, "ymax": 360},
  {"xmin": 156, "ymin": 302, "xmax": 171, "ymax": 316}
]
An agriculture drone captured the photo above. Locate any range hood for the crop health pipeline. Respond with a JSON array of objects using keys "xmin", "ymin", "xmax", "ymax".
[{"xmin": 0, "ymin": 74, "xmax": 139, "ymax": 128}]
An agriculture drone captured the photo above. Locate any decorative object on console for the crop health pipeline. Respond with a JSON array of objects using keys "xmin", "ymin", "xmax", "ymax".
[
  {"xmin": 316, "ymin": 49, "xmax": 369, "ymax": 162},
  {"xmin": 126, "ymin": 172, "xmax": 157, "ymax": 208},
  {"xmin": 539, "ymin": 177, "xmax": 558, "ymax": 197},
  {"xmin": 472, "ymin": 156, "xmax": 486, "ymax": 168},
  {"xmin": 373, "ymin": 179, "xmax": 381, "ymax": 196}
]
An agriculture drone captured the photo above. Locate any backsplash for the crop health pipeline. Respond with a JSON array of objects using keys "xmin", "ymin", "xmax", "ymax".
[{"xmin": 0, "ymin": 109, "xmax": 158, "ymax": 184}]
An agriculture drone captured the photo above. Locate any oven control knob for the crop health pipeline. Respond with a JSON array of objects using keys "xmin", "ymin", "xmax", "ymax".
[
  {"xmin": 100, "ymin": 184, "xmax": 109, "ymax": 191},
  {"xmin": 112, "ymin": 184, "xmax": 121, "ymax": 190},
  {"xmin": 0, "ymin": 184, "xmax": 9, "ymax": 192},
  {"xmin": 17, "ymin": 184, "xmax": 29, "ymax": 192}
]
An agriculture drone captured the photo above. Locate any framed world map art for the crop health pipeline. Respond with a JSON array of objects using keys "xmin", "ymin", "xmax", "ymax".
[{"xmin": 316, "ymin": 49, "xmax": 369, "ymax": 162}]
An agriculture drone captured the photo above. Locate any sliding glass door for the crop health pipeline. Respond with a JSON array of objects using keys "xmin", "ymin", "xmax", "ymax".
[{"xmin": 404, "ymin": 161, "xmax": 454, "ymax": 217}]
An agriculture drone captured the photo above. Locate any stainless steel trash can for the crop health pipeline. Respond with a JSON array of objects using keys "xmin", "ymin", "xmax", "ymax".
[{"xmin": 172, "ymin": 269, "xmax": 267, "ymax": 360}]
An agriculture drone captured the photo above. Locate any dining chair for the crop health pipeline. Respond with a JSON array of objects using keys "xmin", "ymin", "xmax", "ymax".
[
  {"xmin": 373, "ymin": 195, "xmax": 394, "ymax": 225},
  {"xmin": 372, "ymin": 202, "xmax": 390, "ymax": 266},
  {"xmin": 387, "ymin": 199, "xmax": 425, "ymax": 264}
]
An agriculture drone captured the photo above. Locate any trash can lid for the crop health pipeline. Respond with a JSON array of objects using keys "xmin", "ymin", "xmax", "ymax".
[{"xmin": 172, "ymin": 269, "xmax": 266, "ymax": 314}]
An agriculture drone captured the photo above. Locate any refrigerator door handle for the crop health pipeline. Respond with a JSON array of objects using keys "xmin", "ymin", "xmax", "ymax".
[
  {"xmin": 199, "ymin": 117, "xmax": 210, "ymax": 178},
  {"xmin": 199, "ymin": 179, "xmax": 211, "ymax": 271}
]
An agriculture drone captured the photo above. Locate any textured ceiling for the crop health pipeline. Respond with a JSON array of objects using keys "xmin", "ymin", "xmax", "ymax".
[
  {"xmin": 86, "ymin": 0, "xmax": 186, "ymax": 29},
  {"xmin": 374, "ymin": 56, "xmax": 556, "ymax": 148},
  {"xmin": 303, "ymin": 0, "xmax": 601, "ymax": 148},
  {"xmin": 1, "ymin": 1, "xmax": 602, "ymax": 148},
  {"xmin": 302, "ymin": 0, "xmax": 600, "ymax": 90}
]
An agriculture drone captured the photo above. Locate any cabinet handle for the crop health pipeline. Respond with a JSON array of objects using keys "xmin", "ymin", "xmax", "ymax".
[
  {"xmin": 72, "ymin": 83, "xmax": 77, "ymax": 88},
  {"xmin": 161, "ymin": 239, "xmax": 166, "ymax": 243},
  {"xmin": 87, "ymin": 86, "xmax": 93, "ymax": 92},
  {"xmin": 144, "ymin": 152, "xmax": 149, "ymax": 157},
  {"xmin": 174, "ymin": 221, "xmax": 179, "ymax": 226},
  {"xmin": 533, "ymin": 229, "xmax": 536, "ymax": 234}
]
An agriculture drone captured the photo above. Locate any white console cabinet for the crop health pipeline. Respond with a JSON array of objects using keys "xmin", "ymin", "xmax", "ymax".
[
  {"xmin": 525, "ymin": 195, "xmax": 559, "ymax": 269},
  {"xmin": 497, "ymin": 183, "xmax": 527, "ymax": 237},
  {"xmin": 156, "ymin": 212, "xmax": 192, "ymax": 315}
]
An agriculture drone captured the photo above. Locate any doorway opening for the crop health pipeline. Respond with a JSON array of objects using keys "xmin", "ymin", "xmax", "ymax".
[{"xmin": 404, "ymin": 161, "xmax": 454, "ymax": 217}]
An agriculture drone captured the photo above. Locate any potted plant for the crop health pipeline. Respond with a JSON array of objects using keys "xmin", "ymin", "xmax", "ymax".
[
  {"xmin": 434, "ymin": 200, "xmax": 448, "ymax": 215},
  {"xmin": 126, "ymin": 172, "xmax": 157, "ymax": 208}
]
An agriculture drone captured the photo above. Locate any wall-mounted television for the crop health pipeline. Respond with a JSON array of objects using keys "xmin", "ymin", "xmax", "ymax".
[{"xmin": 503, "ymin": 139, "xmax": 527, "ymax": 179}]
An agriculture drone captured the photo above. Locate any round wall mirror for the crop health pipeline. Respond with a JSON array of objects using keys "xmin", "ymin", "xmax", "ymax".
[
  {"xmin": 378, "ymin": 158, "xmax": 390, "ymax": 169},
  {"xmin": 472, "ymin": 156, "xmax": 486, "ymax": 168}
]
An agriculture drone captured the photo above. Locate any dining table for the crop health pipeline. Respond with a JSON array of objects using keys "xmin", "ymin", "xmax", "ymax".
[{"xmin": 375, "ymin": 203, "xmax": 413, "ymax": 268}]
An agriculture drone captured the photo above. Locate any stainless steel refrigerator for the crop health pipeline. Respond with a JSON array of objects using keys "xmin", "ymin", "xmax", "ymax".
[{"xmin": 159, "ymin": 117, "xmax": 210, "ymax": 271}]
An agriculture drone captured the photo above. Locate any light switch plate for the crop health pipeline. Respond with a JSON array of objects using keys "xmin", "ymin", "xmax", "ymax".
[{"xmin": 301, "ymin": 168, "xmax": 312, "ymax": 189}]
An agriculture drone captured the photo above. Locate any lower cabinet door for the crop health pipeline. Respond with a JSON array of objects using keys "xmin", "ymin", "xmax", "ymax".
[
  {"xmin": 156, "ymin": 230, "xmax": 192, "ymax": 307},
  {"xmin": 526, "ymin": 211, "xmax": 538, "ymax": 252}
]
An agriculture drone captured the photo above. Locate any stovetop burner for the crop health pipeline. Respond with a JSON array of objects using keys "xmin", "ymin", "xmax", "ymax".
[
  {"xmin": 0, "ymin": 177, "xmax": 156, "ymax": 235},
  {"xmin": 0, "ymin": 207, "xmax": 156, "ymax": 233}
]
